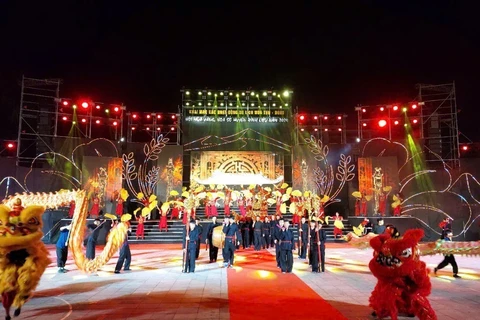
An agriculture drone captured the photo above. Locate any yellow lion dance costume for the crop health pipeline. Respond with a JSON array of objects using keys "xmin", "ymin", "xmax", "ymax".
[{"xmin": 0, "ymin": 200, "xmax": 50, "ymax": 320}]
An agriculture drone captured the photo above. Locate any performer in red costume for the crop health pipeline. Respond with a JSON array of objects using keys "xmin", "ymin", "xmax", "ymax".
[
  {"xmin": 369, "ymin": 229, "xmax": 436, "ymax": 320},
  {"xmin": 205, "ymin": 196, "xmax": 211, "ymax": 218},
  {"xmin": 90, "ymin": 193, "xmax": 100, "ymax": 218},
  {"xmin": 170, "ymin": 203, "xmax": 179, "ymax": 220},
  {"xmin": 159, "ymin": 205, "xmax": 168, "ymax": 232},
  {"xmin": 360, "ymin": 192, "xmax": 368, "ymax": 216},
  {"xmin": 333, "ymin": 212, "xmax": 344, "ymax": 238},
  {"xmin": 378, "ymin": 191, "xmax": 386, "ymax": 216},
  {"xmin": 115, "ymin": 197, "xmax": 124, "ymax": 216},
  {"xmin": 238, "ymin": 197, "xmax": 246, "ymax": 217},
  {"xmin": 68, "ymin": 200, "xmax": 75, "ymax": 218},
  {"xmin": 355, "ymin": 196, "xmax": 361, "ymax": 216},
  {"xmin": 136, "ymin": 213, "xmax": 145, "ymax": 239},
  {"xmin": 224, "ymin": 188, "xmax": 232, "ymax": 217}
]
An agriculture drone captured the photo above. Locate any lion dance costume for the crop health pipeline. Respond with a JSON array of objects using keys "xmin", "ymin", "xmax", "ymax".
[
  {"xmin": 0, "ymin": 201, "xmax": 51, "ymax": 320},
  {"xmin": 369, "ymin": 229, "xmax": 436, "ymax": 320}
]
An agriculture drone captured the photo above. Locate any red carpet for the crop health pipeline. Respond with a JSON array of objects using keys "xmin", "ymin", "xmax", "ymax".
[{"xmin": 227, "ymin": 249, "xmax": 347, "ymax": 320}]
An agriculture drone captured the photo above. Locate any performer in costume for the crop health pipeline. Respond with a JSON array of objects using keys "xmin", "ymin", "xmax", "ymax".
[
  {"xmin": 269, "ymin": 216, "xmax": 276, "ymax": 247},
  {"xmin": 183, "ymin": 219, "xmax": 200, "ymax": 273},
  {"xmin": 378, "ymin": 190, "xmax": 386, "ymax": 216},
  {"xmin": 360, "ymin": 191, "xmax": 368, "ymax": 216},
  {"xmin": 354, "ymin": 196, "xmax": 361, "ymax": 216},
  {"xmin": 90, "ymin": 193, "xmax": 100, "ymax": 218},
  {"xmin": 332, "ymin": 212, "xmax": 344, "ymax": 239},
  {"xmin": 114, "ymin": 225, "xmax": 132, "ymax": 273},
  {"xmin": 439, "ymin": 218, "xmax": 452, "ymax": 239},
  {"xmin": 434, "ymin": 230, "xmax": 461, "ymax": 278},
  {"xmin": 68, "ymin": 200, "xmax": 75, "ymax": 218},
  {"xmin": 298, "ymin": 216, "xmax": 308, "ymax": 259},
  {"xmin": 373, "ymin": 218, "xmax": 386, "ymax": 234},
  {"xmin": 222, "ymin": 217, "xmax": 242, "ymax": 268},
  {"xmin": 86, "ymin": 219, "xmax": 102, "ymax": 259},
  {"xmin": 136, "ymin": 213, "xmax": 145, "ymax": 239},
  {"xmin": 0, "ymin": 203, "xmax": 51, "ymax": 320},
  {"xmin": 273, "ymin": 217, "xmax": 284, "ymax": 268},
  {"xmin": 369, "ymin": 229, "xmax": 436, "ymax": 319},
  {"xmin": 308, "ymin": 220, "xmax": 319, "ymax": 272},
  {"xmin": 170, "ymin": 203, "xmax": 180, "ymax": 220},
  {"xmin": 317, "ymin": 222, "xmax": 327, "ymax": 272},
  {"xmin": 279, "ymin": 220, "xmax": 294, "ymax": 273},
  {"xmin": 392, "ymin": 193, "xmax": 403, "ymax": 216},
  {"xmin": 238, "ymin": 196, "xmax": 245, "ymax": 217},
  {"xmin": 56, "ymin": 224, "xmax": 71, "ymax": 273},
  {"xmin": 224, "ymin": 188, "xmax": 232, "ymax": 217},
  {"xmin": 195, "ymin": 218, "xmax": 203, "ymax": 259},
  {"xmin": 242, "ymin": 219, "xmax": 251, "ymax": 249},
  {"xmin": 205, "ymin": 196, "xmax": 211, "ymax": 218},
  {"xmin": 206, "ymin": 216, "xmax": 219, "ymax": 262},
  {"xmin": 253, "ymin": 216, "xmax": 263, "ymax": 251},
  {"xmin": 262, "ymin": 216, "xmax": 270, "ymax": 249}
]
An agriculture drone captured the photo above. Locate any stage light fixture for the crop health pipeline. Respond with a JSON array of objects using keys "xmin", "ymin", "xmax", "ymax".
[
  {"xmin": 314, "ymin": 128, "xmax": 318, "ymax": 131},
  {"xmin": 7, "ymin": 143, "xmax": 14, "ymax": 149},
  {"xmin": 229, "ymin": 92, "xmax": 233, "ymax": 96},
  {"xmin": 157, "ymin": 127, "xmax": 161, "ymax": 131},
  {"xmin": 170, "ymin": 127, "xmax": 175, "ymax": 131},
  {"xmin": 72, "ymin": 121, "xmax": 76, "ymax": 124},
  {"xmin": 378, "ymin": 119, "xmax": 387, "ymax": 127},
  {"xmin": 356, "ymin": 138, "xmax": 361, "ymax": 142},
  {"xmin": 198, "ymin": 102, "xmax": 202, "ymax": 106},
  {"xmin": 81, "ymin": 119, "xmax": 86, "ymax": 123},
  {"xmin": 186, "ymin": 91, "xmax": 190, "ymax": 95},
  {"xmin": 462, "ymin": 145, "xmax": 468, "ymax": 151},
  {"xmin": 62, "ymin": 116, "xmax": 67, "ymax": 121},
  {"xmin": 186, "ymin": 102, "xmax": 190, "ymax": 106},
  {"xmin": 404, "ymin": 123, "xmax": 407, "ymax": 127},
  {"xmin": 394, "ymin": 120, "xmax": 399, "ymax": 125},
  {"xmin": 283, "ymin": 90, "xmax": 290, "ymax": 97},
  {"xmin": 300, "ymin": 128, "xmax": 304, "ymax": 131},
  {"xmin": 208, "ymin": 92, "xmax": 211, "ymax": 95},
  {"xmin": 95, "ymin": 120, "xmax": 100, "ymax": 124},
  {"xmin": 72, "ymin": 105, "xmax": 77, "ymax": 109},
  {"xmin": 236, "ymin": 93, "xmax": 239, "ymax": 98},
  {"xmin": 241, "ymin": 92, "xmax": 245, "ymax": 96},
  {"xmin": 207, "ymin": 102, "xmax": 211, "ymax": 106},
  {"xmin": 132, "ymin": 114, "xmax": 137, "ymax": 119},
  {"xmin": 272, "ymin": 92, "xmax": 276, "ymax": 96},
  {"xmin": 242, "ymin": 103, "xmax": 245, "ymax": 106},
  {"xmin": 363, "ymin": 123, "xmax": 367, "ymax": 127},
  {"xmin": 362, "ymin": 108, "xmax": 366, "ymax": 113},
  {"xmin": 229, "ymin": 103, "xmax": 233, "ymax": 106},
  {"xmin": 146, "ymin": 127, "xmax": 150, "ymax": 131},
  {"xmin": 314, "ymin": 116, "xmax": 318, "ymax": 120},
  {"xmin": 251, "ymin": 92, "xmax": 255, "ymax": 96},
  {"xmin": 120, "ymin": 137, "xmax": 125, "ymax": 142},
  {"xmin": 114, "ymin": 107, "xmax": 119, "ymax": 112},
  {"xmin": 263, "ymin": 92, "xmax": 267, "ymax": 96},
  {"xmin": 324, "ymin": 116, "xmax": 328, "ymax": 120},
  {"xmin": 62, "ymin": 101, "xmax": 69, "ymax": 106},
  {"xmin": 337, "ymin": 116, "xmax": 342, "ymax": 120},
  {"xmin": 113, "ymin": 121, "xmax": 118, "ymax": 126},
  {"xmin": 413, "ymin": 119, "xmax": 418, "ymax": 124},
  {"xmin": 198, "ymin": 91, "xmax": 202, "ymax": 95},
  {"xmin": 132, "ymin": 127, "xmax": 136, "ymax": 130},
  {"xmin": 412, "ymin": 104, "xmax": 417, "ymax": 109},
  {"xmin": 96, "ymin": 105, "xmax": 101, "ymax": 110},
  {"xmin": 380, "ymin": 107, "xmax": 384, "ymax": 111},
  {"xmin": 220, "ymin": 92, "xmax": 224, "ymax": 96},
  {"xmin": 338, "ymin": 128, "xmax": 342, "ymax": 131},
  {"xmin": 220, "ymin": 103, "xmax": 224, "ymax": 106},
  {"xmin": 105, "ymin": 109, "xmax": 109, "ymax": 113},
  {"xmin": 402, "ymin": 107, "xmax": 407, "ymax": 112},
  {"xmin": 251, "ymin": 103, "xmax": 254, "ymax": 106},
  {"xmin": 263, "ymin": 103, "xmax": 267, "ymax": 106},
  {"xmin": 81, "ymin": 102, "xmax": 88, "ymax": 108},
  {"xmin": 171, "ymin": 115, "xmax": 176, "ymax": 119},
  {"xmin": 324, "ymin": 128, "xmax": 328, "ymax": 131},
  {"xmin": 393, "ymin": 105, "xmax": 398, "ymax": 111},
  {"xmin": 272, "ymin": 103, "xmax": 276, "ymax": 106},
  {"xmin": 214, "ymin": 94, "xmax": 217, "ymax": 97},
  {"xmin": 299, "ymin": 115, "xmax": 305, "ymax": 121},
  {"xmin": 146, "ymin": 115, "xmax": 151, "ymax": 119},
  {"xmin": 285, "ymin": 103, "xmax": 288, "ymax": 107},
  {"xmin": 157, "ymin": 115, "xmax": 161, "ymax": 119}
]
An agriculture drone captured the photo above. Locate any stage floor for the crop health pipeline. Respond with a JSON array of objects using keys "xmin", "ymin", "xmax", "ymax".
[{"xmin": 17, "ymin": 243, "xmax": 480, "ymax": 320}]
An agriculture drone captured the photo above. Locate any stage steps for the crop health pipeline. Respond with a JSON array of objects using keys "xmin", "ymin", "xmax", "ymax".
[{"xmin": 128, "ymin": 206, "xmax": 353, "ymax": 244}]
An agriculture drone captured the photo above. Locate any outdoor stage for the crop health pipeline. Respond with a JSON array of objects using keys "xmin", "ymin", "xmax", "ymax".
[{"xmin": 19, "ymin": 243, "xmax": 480, "ymax": 320}]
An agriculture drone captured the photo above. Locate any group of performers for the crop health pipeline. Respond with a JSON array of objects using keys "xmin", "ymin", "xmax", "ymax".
[{"xmin": 353, "ymin": 190, "xmax": 404, "ymax": 217}]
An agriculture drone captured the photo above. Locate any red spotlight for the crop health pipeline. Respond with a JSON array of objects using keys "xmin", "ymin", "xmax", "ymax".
[
  {"xmin": 113, "ymin": 121, "xmax": 118, "ymax": 126},
  {"xmin": 7, "ymin": 143, "xmax": 14, "ymax": 149},
  {"xmin": 132, "ymin": 114, "xmax": 137, "ymax": 119},
  {"xmin": 171, "ymin": 115, "xmax": 176, "ymax": 119},
  {"xmin": 337, "ymin": 116, "xmax": 342, "ymax": 120},
  {"xmin": 299, "ymin": 115, "xmax": 305, "ymax": 121},
  {"xmin": 114, "ymin": 106, "xmax": 120, "ymax": 112},
  {"xmin": 81, "ymin": 119, "xmax": 86, "ymax": 123},
  {"xmin": 338, "ymin": 128, "xmax": 342, "ymax": 131},
  {"xmin": 157, "ymin": 115, "xmax": 162, "ymax": 119},
  {"xmin": 393, "ymin": 106, "xmax": 398, "ymax": 111},
  {"xmin": 413, "ymin": 119, "xmax": 418, "ymax": 124},
  {"xmin": 394, "ymin": 120, "xmax": 399, "ymax": 125},
  {"xmin": 146, "ymin": 127, "xmax": 150, "ymax": 131},
  {"xmin": 314, "ymin": 128, "xmax": 318, "ymax": 131},
  {"xmin": 95, "ymin": 120, "xmax": 100, "ymax": 124},
  {"xmin": 95, "ymin": 105, "xmax": 101, "ymax": 110},
  {"xmin": 300, "ymin": 128, "xmax": 304, "ymax": 131},
  {"xmin": 170, "ymin": 127, "xmax": 175, "ymax": 131},
  {"xmin": 313, "ymin": 116, "xmax": 318, "ymax": 120},
  {"xmin": 81, "ymin": 102, "xmax": 88, "ymax": 109},
  {"xmin": 62, "ymin": 101, "xmax": 69, "ymax": 106},
  {"xmin": 362, "ymin": 108, "xmax": 366, "ymax": 113},
  {"xmin": 131, "ymin": 127, "xmax": 136, "ymax": 130},
  {"xmin": 324, "ymin": 128, "xmax": 328, "ymax": 131},
  {"xmin": 412, "ymin": 104, "xmax": 417, "ymax": 109},
  {"xmin": 378, "ymin": 119, "xmax": 387, "ymax": 127},
  {"xmin": 157, "ymin": 127, "xmax": 161, "ymax": 131},
  {"xmin": 324, "ymin": 116, "xmax": 328, "ymax": 120},
  {"xmin": 147, "ymin": 114, "xmax": 151, "ymax": 119},
  {"xmin": 380, "ymin": 107, "xmax": 384, "ymax": 111},
  {"xmin": 62, "ymin": 116, "xmax": 67, "ymax": 121},
  {"xmin": 462, "ymin": 145, "xmax": 468, "ymax": 151},
  {"xmin": 362, "ymin": 123, "xmax": 367, "ymax": 127}
]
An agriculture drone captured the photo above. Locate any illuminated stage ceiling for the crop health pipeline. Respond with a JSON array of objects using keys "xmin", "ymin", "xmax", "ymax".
[{"xmin": 193, "ymin": 170, "xmax": 284, "ymax": 185}]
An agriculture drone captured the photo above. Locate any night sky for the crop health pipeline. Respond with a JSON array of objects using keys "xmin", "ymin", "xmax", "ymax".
[{"xmin": 1, "ymin": 1, "xmax": 478, "ymax": 140}]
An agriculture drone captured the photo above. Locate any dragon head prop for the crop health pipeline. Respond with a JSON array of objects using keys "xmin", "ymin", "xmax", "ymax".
[
  {"xmin": 369, "ymin": 228, "xmax": 424, "ymax": 279},
  {"xmin": 0, "ymin": 201, "xmax": 45, "ymax": 251}
]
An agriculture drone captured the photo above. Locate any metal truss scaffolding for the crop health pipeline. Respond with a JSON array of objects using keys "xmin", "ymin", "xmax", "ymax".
[
  {"xmin": 16, "ymin": 76, "xmax": 62, "ymax": 167},
  {"xmin": 417, "ymin": 82, "xmax": 460, "ymax": 168}
]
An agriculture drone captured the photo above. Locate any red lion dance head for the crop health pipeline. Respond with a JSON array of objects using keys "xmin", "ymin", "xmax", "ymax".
[{"xmin": 369, "ymin": 229, "xmax": 437, "ymax": 320}]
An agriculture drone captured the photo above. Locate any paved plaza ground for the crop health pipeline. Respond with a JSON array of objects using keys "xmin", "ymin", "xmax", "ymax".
[{"xmin": 14, "ymin": 243, "xmax": 480, "ymax": 320}]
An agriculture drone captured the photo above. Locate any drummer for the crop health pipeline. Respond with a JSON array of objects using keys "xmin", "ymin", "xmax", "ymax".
[{"xmin": 223, "ymin": 216, "xmax": 242, "ymax": 268}]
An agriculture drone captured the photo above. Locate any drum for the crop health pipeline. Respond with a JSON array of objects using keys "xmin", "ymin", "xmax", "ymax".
[{"xmin": 212, "ymin": 226, "xmax": 225, "ymax": 248}]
